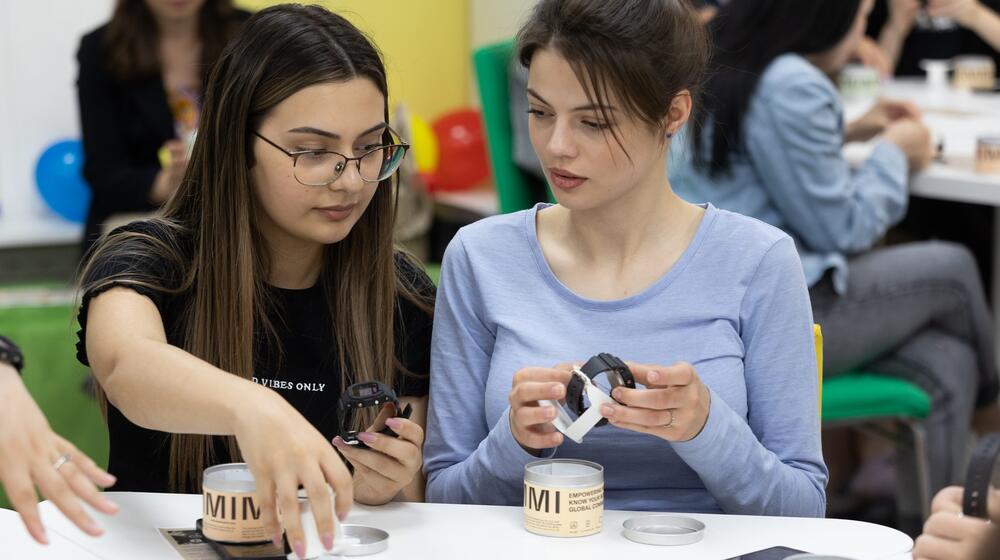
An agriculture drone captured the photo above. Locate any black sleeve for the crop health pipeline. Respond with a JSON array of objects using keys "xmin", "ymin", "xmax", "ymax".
[
  {"xmin": 76, "ymin": 30, "xmax": 159, "ymax": 214},
  {"xmin": 393, "ymin": 253, "xmax": 436, "ymax": 398},
  {"xmin": 76, "ymin": 221, "xmax": 185, "ymax": 367}
]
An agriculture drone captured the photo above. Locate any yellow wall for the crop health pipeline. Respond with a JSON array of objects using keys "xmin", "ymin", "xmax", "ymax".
[{"xmin": 236, "ymin": 1, "xmax": 469, "ymax": 121}]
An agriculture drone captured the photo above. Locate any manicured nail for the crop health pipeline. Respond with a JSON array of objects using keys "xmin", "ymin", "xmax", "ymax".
[
  {"xmin": 323, "ymin": 531, "xmax": 335, "ymax": 551},
  {"xmin": 338, "ymin": 510, "xmax": 348, "ymax": 522},
  {"xmin": 612, "ymin": 388, "xmax": 622, "ymax": 400},
  {"xmin": 601, "ymin": 405, "xmax": 615, "ymax": 418},
  {"xmin": 292, "ymin": 539, "xmax": 305, "ymax": 558},
  {"xmin": 544, "ymin": 406, "xmax": 556, "ymax": 419},
  {"xmin": 272, "ymin": 533, "xmax": 283, "ymax": 548},
  {"xmin": 385, "ymin": 418, "xmax": 403, "ymax": 430},
  {"xmin": 103, "ymin": 498, "xmax": 119, "ymax": 511},
  {"xmin": 100, "ymin": 472, "xmax": 117, "ymax": 485},
  {"xmin": 331, "ymin": 436, "xmax": 346, "ymax": 448},
  {"xmin": 86, "ymin": 519, "xmax": 103, "ymax": 535},
  {"xmin": 550, "ymin": 384, "xmax": 563, "ymax": 398},
  {"xmin": 357, "ymin": 432, "xmax": 377, "ymax": 443},
  {"xmin": 648, "ymin": 370, "xmax": 660, "ymax": 383}
]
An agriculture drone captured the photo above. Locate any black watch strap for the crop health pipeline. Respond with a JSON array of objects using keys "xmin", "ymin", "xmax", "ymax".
[
  {"xmin": 566, "ymin": 353, "xmax": 636, "ymax": 427},
  {"xmin": 963, "ymin": 433, "xmax": 1000, "ymax": 518},
  {"xmin": 0, "ymin": 336, "xmax": 24, "ymax": 375}
]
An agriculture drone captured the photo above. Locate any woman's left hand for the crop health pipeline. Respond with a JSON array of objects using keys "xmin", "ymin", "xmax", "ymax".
[
  {"xmin": 599, "ymin": 362, "xmax": 711, "ymax": 442},
  {"xmin": 332, "ymin": 417, "xmax": 424, "ymax": 505}
]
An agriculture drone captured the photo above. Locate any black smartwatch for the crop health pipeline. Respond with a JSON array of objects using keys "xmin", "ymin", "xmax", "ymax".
[
  {"xmin": 337, "ymin": 381, "xmax": 412, "ymax": 449},
  {"xmin": 963, "ymin": 433, "xmax": 1000, "ymax": 519},
  {"xmin": 0, "ymin": 336, "xmax": 24, "ymax": 375},
  {"xmin": 565, "ymin": 353, "xmax": 635, "ymax": 427}
]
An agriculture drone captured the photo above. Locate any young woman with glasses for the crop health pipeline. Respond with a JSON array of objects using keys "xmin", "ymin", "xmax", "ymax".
[{"xmin": 75, "ymin": 5, "xmax": 434, "ymax": 557}]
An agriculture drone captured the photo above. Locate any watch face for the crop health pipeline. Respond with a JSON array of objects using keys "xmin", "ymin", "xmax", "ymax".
[{"xmin": 349, "ymin": 383, "xmax": 382, "ymax": 399}]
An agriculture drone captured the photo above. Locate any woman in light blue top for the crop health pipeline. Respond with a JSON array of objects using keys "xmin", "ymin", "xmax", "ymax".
[
  {"xmin": 423, "ymin": 0, "xmax": 827, "ymax": 516},
  {"xmin": 675, "ymin": 0, "xmax": 1000, "ymax": 520}
]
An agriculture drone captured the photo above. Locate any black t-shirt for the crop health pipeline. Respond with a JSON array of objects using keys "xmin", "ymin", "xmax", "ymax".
[
  {"xmin": 76, "ymin": 220, "xmax": 434, "ymax": 493},
  {"xmin": 867, "ymin": 0, "xmax": 1000, "ymax": 77}
]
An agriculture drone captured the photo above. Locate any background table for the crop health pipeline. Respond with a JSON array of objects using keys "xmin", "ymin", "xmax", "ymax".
[
  {"xmin": 29, "ymin": 492, "xmax": 913, "ymax": 560},
  {"xmin": 1, "ymin": 507, "xmax": 102, "ymax": 559},
  {"xmin": 845, "ymin": 80, "xmax": 1000, "ymax": 351}
]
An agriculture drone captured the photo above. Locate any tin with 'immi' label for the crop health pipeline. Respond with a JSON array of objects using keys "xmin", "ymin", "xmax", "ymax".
[{"xmin": 523, "ymin": 459, "xmax": 604, "ymax": 537}]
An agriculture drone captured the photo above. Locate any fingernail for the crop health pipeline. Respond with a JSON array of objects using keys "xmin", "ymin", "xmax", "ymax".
[
  {"xmin": 612, "ymin": 388, "xmax": 622, "ymax": 400},
  {"xmin": 648, "ymin": 370, "xmax": 660, "ymax": 383},
  {"xmin": 357, "ymin": 432, "xmax": 377, "ymax": 443},
  {"xmin": 601, "ymin": 405, "xmax": 615, "ymax": 417},
  {"xmin": 338, "ymin": 510, "xmax": 348, "ymax": 522},
  {"xmin": 323, "ymin": 531, "xmax": 335, "ymax": 551},
  {"xmin": 551, "ymin": 384, "xmax": 563, "ymax": 398},
  {"xmin": 385, "ymin": 417, "xmax": 403, "ymax": 430},
  {"xmin": 545, "ymin": 407, "xmax": 555, "ymax": 419},
  {"xmin": 293, "ymin": 539, "xmax": 305, "ymax": 558},
  {"xmin": 104, "ymin": 498, "xmax": 119, "ymax": 511},
  {"xmin": 332, "ymin": 436, "xmax": 346, "ymax": 448},
  {"xmin": 272, "ymin": 533, "xmax": 283, "ymax": 548},
  {"xmin": 86, "ymin": 520, "xmax": 103, "ymax": 534},
  {"xmin": 100, "ymin": 472, "xmax": 117, "ymax": 485}
]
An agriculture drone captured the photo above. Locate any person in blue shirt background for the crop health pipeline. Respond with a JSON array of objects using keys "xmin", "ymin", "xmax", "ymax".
[
  {"xmin": 424, "ymin": 0, "xmax": 827, "ymax": 517},
  {"xmin": 674, "ymin": 0, "xmax": 1000, "ymax": 525}
]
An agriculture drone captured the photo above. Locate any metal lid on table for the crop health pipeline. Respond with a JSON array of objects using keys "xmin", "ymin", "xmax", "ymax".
[{"xmin": 622, "ymin": 514, "xmax": 705, "ymax": 546}]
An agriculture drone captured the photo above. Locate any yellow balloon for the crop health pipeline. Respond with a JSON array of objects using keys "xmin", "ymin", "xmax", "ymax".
[{"xmin": 409, "ymin": 114, "xmax": 439, "ymax": 174}]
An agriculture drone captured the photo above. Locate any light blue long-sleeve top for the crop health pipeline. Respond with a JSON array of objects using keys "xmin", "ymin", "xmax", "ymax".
[
  {"xmin": 423, "ymin": 202, "xmax": 828, "ymax": 516},
  {"xmin": 671, "ymin": 54, "xmax": 909, "ymax": 293}
]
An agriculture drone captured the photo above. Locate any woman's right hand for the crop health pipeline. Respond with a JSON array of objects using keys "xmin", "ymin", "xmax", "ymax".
[
  {"xmin": 508, "ymin": 365, "xmax": 572, "ymax": 453},
  {"xmin": 149, "ymin": 139, "xmax": 188, "ymax": 204},
  {"xmin": 233, "ymin": 388, "xmax": 353, "ymax": 559},
  {"xmin": 883, "ymin": 119, "xmax": 934, "ymax": 172}
]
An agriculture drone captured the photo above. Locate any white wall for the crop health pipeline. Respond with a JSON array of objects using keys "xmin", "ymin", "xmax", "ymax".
[{"xmin": 0, "ymin": 0, "xmax": 114, "ymax": 247}]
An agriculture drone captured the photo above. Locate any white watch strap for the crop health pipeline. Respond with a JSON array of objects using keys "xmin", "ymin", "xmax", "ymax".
[{"xmin": 540, "ymin": 370, "xmax": 616, "ymax": 444}]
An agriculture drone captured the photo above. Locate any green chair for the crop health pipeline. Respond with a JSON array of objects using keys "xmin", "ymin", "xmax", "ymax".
[
  {"xmin": 822, "ymin": 371, "xmax": 933, "ymax": 520},
  {"xmin": 473, "ymin": 40, "xmax": 552, "ymax": 214}
]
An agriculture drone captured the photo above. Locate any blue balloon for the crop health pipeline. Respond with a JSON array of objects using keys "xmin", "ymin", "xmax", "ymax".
[{"xmin": 35, "ymin": 139, "xmax": 91, "ymax": 223}]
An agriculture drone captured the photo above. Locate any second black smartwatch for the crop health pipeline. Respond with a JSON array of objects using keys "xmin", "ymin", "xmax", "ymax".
[{"xmin": 0, "ymin": 336, "xmax": 24, "ymax": 375}]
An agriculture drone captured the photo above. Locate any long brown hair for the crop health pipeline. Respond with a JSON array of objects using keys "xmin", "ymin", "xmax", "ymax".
[
  {"xmin": 516, "ymin": 0, "xmax": 710, "ymax": 158},
  {"xmin": 103, "ymin": 0, "xmax": 243, "ymax": 82},
  {"xmin": 80, "ymin": 4, "xmax": 432, "ymax": 492}
]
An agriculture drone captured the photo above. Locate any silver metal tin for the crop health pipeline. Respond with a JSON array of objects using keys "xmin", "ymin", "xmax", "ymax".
[
  {"xmin": 339, "ymin": 525, "xmax": 389, "ymax": 556},
  {"xmin": 203, "ymin": 462, "xmax": 256, "ymax": 493},
  {"xmin": 524, "ymin": 459, "xmax": 604, "ymax": 487},
  {"xmin": 622, "ymin": 515, "xmax": 706, "ymax": 546}
]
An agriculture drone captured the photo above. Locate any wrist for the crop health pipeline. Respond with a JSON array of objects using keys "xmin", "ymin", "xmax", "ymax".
[
  {"xmin": 229, "ymin": 381, "xmax": 283, "ymax": 435},
  {"xmin": 0, "ymin": 362, "xmax": 20, "ymax": 383}
]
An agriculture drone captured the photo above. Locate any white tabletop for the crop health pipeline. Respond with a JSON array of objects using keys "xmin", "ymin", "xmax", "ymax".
[
  {"xmin": 30, "ymin": 492, "xmax": 913, "ymax": 560},
  {"xmin": 1, "ymin": 507, "xmax": 102, "ymax": 559}
]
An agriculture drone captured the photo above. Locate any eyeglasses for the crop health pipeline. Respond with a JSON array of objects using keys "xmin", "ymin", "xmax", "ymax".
[{"xmin": 253, "ymin": 127, "xmax": 409, "ymax": 186}]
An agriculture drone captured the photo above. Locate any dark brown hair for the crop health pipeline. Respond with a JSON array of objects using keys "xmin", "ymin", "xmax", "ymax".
[
  {"xmin": 516, "ymin": 0, "xmax": 710, "ymax": 156},
  {"xmin": 81, "ymin": 3, "xmax": 431, "ymax": 491},
  {"xmin": 103, "ymin": 0, "xmax": 243, "ymax": 82}
]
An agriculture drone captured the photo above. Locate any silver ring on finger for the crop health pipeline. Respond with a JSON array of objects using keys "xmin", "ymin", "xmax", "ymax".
[
  {"xmin": 663, "ymin": 409, "xmax": 676, "ymax": 428},
  {"xmin": 52, "ymin": 452, "xmax": 72, "ymax": 471}
]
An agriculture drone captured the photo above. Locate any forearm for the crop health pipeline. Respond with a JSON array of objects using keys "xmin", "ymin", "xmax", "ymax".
[
  {"xmin": 99, "ymin": 337, "xmax": 271, "ymax": 435},
  {"xmin": 968, "ymin": 3, "xmax": 1000, "ymax": 51},
  {"xmin": 878, "ymin": 21, "xmax": 912, "ymax": 72}
]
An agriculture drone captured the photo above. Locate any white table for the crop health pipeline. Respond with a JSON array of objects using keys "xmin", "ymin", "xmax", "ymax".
[
  {"xmin": 1, "ymin": 507, "xmax": 102, "ymax": 559},
  {"xmin": 31, "ymin": 492, "xmax": 913, "ymax": 560},
  {"xmin": 846, "ymin": 79, "xmax": 1000, "ymax": 350}
]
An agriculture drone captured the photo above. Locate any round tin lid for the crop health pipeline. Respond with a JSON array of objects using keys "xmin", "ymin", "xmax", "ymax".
[{"xmin": 622, "ymin": 515, "xmax": 705, "ymax": 546}]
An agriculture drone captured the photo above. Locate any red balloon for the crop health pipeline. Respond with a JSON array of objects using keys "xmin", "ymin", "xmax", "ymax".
[{"xmin": 430, "ymin": 109, "xmax": 489, "ymax": 191}]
